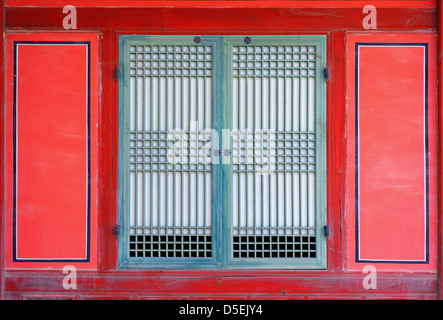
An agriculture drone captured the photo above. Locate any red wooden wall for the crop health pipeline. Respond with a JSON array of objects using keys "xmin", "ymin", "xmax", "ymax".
[
  {"xmin": 0, "ymin": 0, "xmax": 441, "ymax": 300},
  {"xmin": 1, "ymin": 0, "xmax": 5, "ymax": 301}
]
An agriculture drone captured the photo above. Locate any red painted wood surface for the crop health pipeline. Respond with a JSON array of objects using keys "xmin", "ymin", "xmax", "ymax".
[
  {"xmin": 326, "ymin": 30, "xmax": 347, "ymax": 271},
  {"xmin": 437, "ymin": 0, "xmax": 443, "ymax": 300},
  {"xmin": 4, "ymin": 0, "xmax": 437, "ymax": 8},
  {"xmin": 347, "ymin": 33, "xmax": 438, "ymax": 271},
  {"xmin": 4, "ymin": 33, "xmax": 99, "ymax": 270},
  {"xmin": 16, "ymin": 44, "xmax": 89, "ymax": 260},
  {"xmin": 97, "ymin": 29, "xmax": 119, "ymax": 272},
  {"xmin": 2, "ymin": 270, "xmax": 438, "ymax": 300},
  {"xmin": 5, "ymin": 7, "xmax": 436, "ymax": 32},
  {"xmin": 0, "ymin": 3, "xmax": 441, "ymax": 299},
  {"xmin": 365, "ymin": 49, "xmax": 427, "ymax": 260},
  {"xmin": 0, "ymin": 0, "xmax": 5, "ymax": 300},
  {"xmin": 359, "ymin": 45, "xmax": 428, "ymax": 261}
]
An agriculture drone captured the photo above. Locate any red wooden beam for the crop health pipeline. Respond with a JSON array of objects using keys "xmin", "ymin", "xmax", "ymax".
[
  {"xmin": 5, "ymin": 7, "xmax": 437, "ymax": 32},
  {"xmin": 3, "ymin": 0, "xmax": 438, "ymax": 8},
  {"xmin": 0, "ymin": 0, "xmax": 5, "ymax": 301},
  {"xmin": 3, "ymin": 270, "xmax": 437, "ymax": 299},
  {"xmin": 437, "ymin": 0, "xmax": 443, "ymax": 301},
  {"xmin": 97, "ymin": 29, "xmax": 119, "ymax": 272},
  {"xmin": 326, "ymin": 29, "xmax": 347, "ymax": 271}
]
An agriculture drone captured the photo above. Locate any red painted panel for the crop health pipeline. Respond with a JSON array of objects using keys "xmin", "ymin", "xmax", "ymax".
[
  {"xmin": 359, "ymin": 45, "xmax": 426, "ymax": 261},
  {"xmin": 16, "ymin": 43, "xmax": 89, "ymax": 260},
  {"xmin": 347, "ymin": 33, "xmax": 438, "ymax": 271},
  {"xmin": 4, "ymin": 33, "xmax": 99, "ymax": 269}
]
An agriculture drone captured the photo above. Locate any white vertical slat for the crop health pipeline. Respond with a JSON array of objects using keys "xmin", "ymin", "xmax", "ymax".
[
  {"xmin": 128, "ymin": 44, "xmax": 213, "ymax": 239},
  {"xmin": 129, "ymin": 171, "xmax": 136, "ymax": 233},
  {"xmin": 232, "ymin": 44, "xmax": 317, "ymax": 240}
]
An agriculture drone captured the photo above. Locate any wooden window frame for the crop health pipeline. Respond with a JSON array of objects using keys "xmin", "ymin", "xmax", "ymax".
[{"xmin": 118, "ymin": 35, "xmax": 327, "ymax": 269}]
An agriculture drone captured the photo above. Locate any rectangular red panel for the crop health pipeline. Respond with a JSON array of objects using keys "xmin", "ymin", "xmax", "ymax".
[
  {"xmin": 357, "ymin": 44, "xmax": 427, "ymax": 262},
  {"xmin": 347, "ymin": 33, "xmax": 437, "ymax": 271},
  {"xmin": 14, "ymin": 42, "xmax": 89, "ymax": 260},
  {"xmin": 5, "ymin": 33, "xmax": 98, "ymax": 269}
]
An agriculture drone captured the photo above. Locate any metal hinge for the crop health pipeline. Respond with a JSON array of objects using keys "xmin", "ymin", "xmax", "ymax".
[
  {"xmin": 323, "ymin": 67, "xmax": 330, "ymax": 81},
  {"xmin": 115, "ymin": 66, "xmax": 121, "ymax": 80},
  {"xmin": 115, "ymin": 224, "xmax": 121, "ymax": 237},
  {"xmin": 324, "ymin": 225, "xmax": 330, "ymax": 238}
]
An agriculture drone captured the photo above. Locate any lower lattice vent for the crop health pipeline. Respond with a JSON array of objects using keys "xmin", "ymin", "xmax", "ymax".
[
  {"xmin": 129, "ymin": 235, "xmax": 213, "ymax": 258},
  {"xmin": 233, "ymin": 235, "xmax": 316, "ymax": 259}
]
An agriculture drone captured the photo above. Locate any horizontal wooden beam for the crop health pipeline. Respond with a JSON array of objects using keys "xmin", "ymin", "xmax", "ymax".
[
  {"xmin": 4, "ymin": 0, "xmax": 437, "ymax": 8},
  {"xmin": 4, "ymin": 270, "xmax": 438, "ymax": 299},
  {"xmin": 5, "ymin": 7, "xmax": 437, "ymax": 32}
]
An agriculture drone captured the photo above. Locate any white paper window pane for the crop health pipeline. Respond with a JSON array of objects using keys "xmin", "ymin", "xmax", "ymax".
[
  {"xmin": 127, "ymin": 44, "xmax": 213, "ymax": 259},
  {"xmin": 231, "ymin": 45, "xmax": 317, "ymax": 259}
]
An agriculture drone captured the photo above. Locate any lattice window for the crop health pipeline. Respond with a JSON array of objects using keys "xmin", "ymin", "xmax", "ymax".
[
  {"xmin": 123, "ymin": 40, "xmax": 215, "ymax": 262},
  {"xmin": 119, "ymin": 35, "xmax": 327, "ymax": 269}
]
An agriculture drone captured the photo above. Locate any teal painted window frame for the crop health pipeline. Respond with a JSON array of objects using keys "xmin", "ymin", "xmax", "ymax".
[{"xmin": 118, "ymin": 35, "xmax": 327, "ymax": 269}]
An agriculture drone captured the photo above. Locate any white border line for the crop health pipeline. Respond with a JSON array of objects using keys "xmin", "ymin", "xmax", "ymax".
[
  {"xmin": 356, "ymin": 44, "xmax": 427, "ymax": 263},
  {"xmin": 15, "ymin": 43, "xmax": 89, "ymax": 261}
]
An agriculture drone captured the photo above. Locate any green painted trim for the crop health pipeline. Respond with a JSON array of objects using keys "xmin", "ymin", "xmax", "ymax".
[
  {"xmin": 222, "ymin": 35, "xmax": 327, "ymax": 269},
  {"xmin": 118, "ymin": 35, "xmax": 222, "ymax": 269},
  {"xmin": 118, "ymin": 35, "xmax": 327, "ymax": 270},
  {"xmin": 118, "ymin": 35, "xmax": 129, "ymax": 268}
]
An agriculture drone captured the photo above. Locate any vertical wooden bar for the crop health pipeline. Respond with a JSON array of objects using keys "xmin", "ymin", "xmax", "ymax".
[
  {"xmin": 0, "ymin": 0, "xmax": 5, "ymax": 298},
  {"xmin": 328, "ymin": 30, "xmax": 347, "ymax": 272},
  {"xmin": 158, "ymin": 69, "xmax": 162, "ymax": 233},
  {"xmin": 437, "ymin": 0, "xmax": 443, "ymax": 300},
  {"xmin": 142, "ymin": 69, "xmax": 146, "ymax": 234},
  {"xmin": 196, "ymin": 65, "xmax": 199, "ymax": 234},
  {"xmin": 134, "ymin": 47, "xmax": 140, "ymax": 235},
  {"xmin": 98, "ymin": 29, "xmax": 118, "ymax": 271},
  {"xmin": 237, "ymin": 64, "xmax": 241, "ymax": 233},
  {"xmin": 150, "ymin": 64, "xmax": 154, "ymax": 230},
  {"xmin": 173, "ymin": 71, "xmax": 176, "ymax": 237}
]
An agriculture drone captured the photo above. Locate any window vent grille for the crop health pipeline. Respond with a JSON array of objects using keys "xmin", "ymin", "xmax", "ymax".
[
  {"xmin": 129, "ymin": 234, "xmax": 212, "ymax": 258},
  {"xmin": 233, "ymin": 235, "xmax": 316, "ymax": 259}
]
